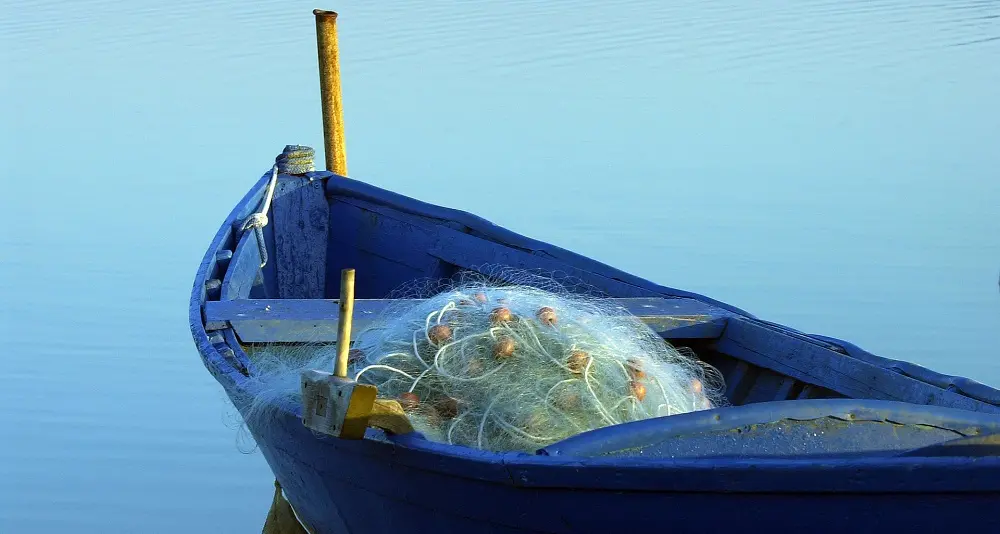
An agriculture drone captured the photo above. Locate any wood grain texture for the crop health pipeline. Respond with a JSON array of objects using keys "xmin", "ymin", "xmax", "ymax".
[
  {"xmin": 221, "ymin": 228, "xmax": 263, "ymax": 301},
  {"xmin": 258, "ymin": 208, "xmax": 279, "ymax": 299},
  {"xmin": 324, "ymin": 197, "xmax": 452, "ymax": 301},
  {"xmin": 272, "ymin": 176, "xmax": 329, "ymax": 299},
  {"xmin": 322, "ymin": 192, "xmax": 717, "ymax": 304},
  {"xmin": 324, "ymin": 173, "xmax": 755, "ymax": 315},
  {"xmin": 742, "ymin": 369, "xmax": 798, "ymax": 405},
  {"xmin": 428, "ymin": 227, "xmax": 663, "ymax": 299}
]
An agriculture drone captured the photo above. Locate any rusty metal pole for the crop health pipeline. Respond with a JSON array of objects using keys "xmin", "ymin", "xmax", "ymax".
[{"xmin": 314, "ymin": 9, "xmax": 348, "ymax": 176}]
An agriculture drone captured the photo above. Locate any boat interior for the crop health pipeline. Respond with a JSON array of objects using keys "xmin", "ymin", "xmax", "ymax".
[{"xmin": 195, "ymin": 169, "xmax": 1000, "ymax": 460}]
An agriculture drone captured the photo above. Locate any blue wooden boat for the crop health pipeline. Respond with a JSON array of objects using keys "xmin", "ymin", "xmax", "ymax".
[
  {"xmin": 190, "ymin": 159, "xmax": 1000, "ymax": 533},
  {"xmin": 190, "ymin": 10, "xmax": 1000, "ymax": 533}
]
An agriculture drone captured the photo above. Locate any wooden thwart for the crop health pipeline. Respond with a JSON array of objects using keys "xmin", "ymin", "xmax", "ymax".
[{"xmin": 204, "ymin": 297, "xmax": 729, "ymax": 343}]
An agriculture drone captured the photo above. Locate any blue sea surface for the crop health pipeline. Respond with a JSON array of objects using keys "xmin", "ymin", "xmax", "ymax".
[{"xmin": 2, "ymin": 1, "xmax": 998, "ymax": 531}]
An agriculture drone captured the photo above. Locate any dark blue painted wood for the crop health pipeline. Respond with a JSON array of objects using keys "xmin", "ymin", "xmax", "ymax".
[
  {"xmin": 723, "ymin": 360, "xmax": 753, "ymax": 404},
  {"xmin": 258, "ymin": 205, "xmax": 279, "ymax": 299},
  {"xmin": 198, "ymin": 229, "xmax": 234, "ymax": 304},
  {"xmin": 324, "ymin": 197, "xmax": 454, "ymax": 300},
  {"xmin": 221, "ymin": 327, "xmax": 255, "ymax": 377},
  {"xmin": 537, "ymin": 399, "xmax": 1000, "ymax": 459},
  {"xmin": 202, "ymin": 297, "xmax": 728, "ymax": 343},
  {"xmin": 221, "ymin": 228, "xmax": 264, "ymax": 301},
  {"xmin": 742, "ymin": 369, "xmax": 797, "ymax": 404},
  {"xmin": 328, "ymin": 173, "xmax": 1000, "ymax": 409},
  {"xmin": 189, "ymin": 165, "xmax": 1000, "ymax": 534},
  {"xmin": 901, "ymin": 433, "xmax": 1000, "ymax": 457},
  {"xmin": 215, "ymin": 249, "xmax": 233, "ymax": 267},
  {"xmin": 249, "ymin": 403, "xmax": 1000, "ymax": 533},
  {"xmin": 272, "ymin": 175, "xmax": 329, "ymax": 299},
  {"xmin": 324, "ymin": 174, "xmax": 756, "ymax": 316},
  {"xmin": 715, "ymin": 318, "xmax": 999, "ymax": 413},
  {"xmin": 190, "ymin": 169, "xmax": 271, "ymax": 388},
  {"xmin": 428, "ymin": 227, "xmax": 666, "ymax": 299},
  {"xmin": 809, "ymin": 333, "xmax": 1000, "ymax": 405},
  {"xmin": 334, "ymin": 194, "xmax": 469, "ymax": 235},
  {"xmin": 204, "ymin": 278, "xmax": 222, "ymax": 300},
  {"xmin": 770, "ymin": 374, "xmax": 797, "ymax": 401}
]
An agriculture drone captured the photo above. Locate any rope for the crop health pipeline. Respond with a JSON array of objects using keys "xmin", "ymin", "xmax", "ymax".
[
  {"xmin": 239, "ymin": 145, "xmax": 317, "ymax": 269},
  {"xmin": 241, "ymin": 165, "xmax": 278, "ymax": 268},
  {"xmin": 275, "ymin": 145, "xmax": 316, "ymax": 175}
]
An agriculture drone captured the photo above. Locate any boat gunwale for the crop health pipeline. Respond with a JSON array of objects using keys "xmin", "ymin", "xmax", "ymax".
[{"xmin": 254, "ymin": 398, "xmax": 1000, "ymax": 493}]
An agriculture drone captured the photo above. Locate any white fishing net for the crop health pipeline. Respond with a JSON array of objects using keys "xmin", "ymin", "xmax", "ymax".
[{"xmin": 242, "ymin": 270, "xmax": 727, "ymax": 453}]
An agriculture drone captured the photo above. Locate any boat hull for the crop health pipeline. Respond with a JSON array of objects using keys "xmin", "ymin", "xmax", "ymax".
[
  {"xmin": 191, "ymin": 169, "xmax": 1000, "ymax": 533},
  {"xmin": 244, "ymin": 400, "xmax": 1000, "ymax": 534}
]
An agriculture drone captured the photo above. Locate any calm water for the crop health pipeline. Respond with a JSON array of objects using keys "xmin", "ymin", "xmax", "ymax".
[{"xmin": 2, "ymin": 0, "xmax": 999, "ymax": 531}]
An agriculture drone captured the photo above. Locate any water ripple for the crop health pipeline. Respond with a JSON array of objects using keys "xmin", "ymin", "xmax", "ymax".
[{"xmin": 2, "ymin": 1, "xmax": 998, "ymax": 532}]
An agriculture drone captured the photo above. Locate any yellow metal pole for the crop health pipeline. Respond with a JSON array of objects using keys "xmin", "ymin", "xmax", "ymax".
[
  {"xmin": 334, "ymin": 268, "xmax": 356, "ymax": 378},
  {"xmin": 314, "ymin": 9, "xmax": 348, "ymax": 175}
]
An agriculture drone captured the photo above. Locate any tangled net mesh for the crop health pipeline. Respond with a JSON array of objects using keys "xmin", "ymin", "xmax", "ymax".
[{"xmin": 242, "ymin": 270, "xmax": 727, "ymax": 453}]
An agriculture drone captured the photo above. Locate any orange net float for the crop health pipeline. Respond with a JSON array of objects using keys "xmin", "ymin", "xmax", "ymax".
[
  {"xmin": 489, "ymin": 306, "xmax": 513, "ymax": 325},
  {"xmin": 536, "ymin": 306, "xmax": 558, "ymax": 326},
  {"xmin": 398, "ymin": 392, "xmax": 420, "ymax": 411},
  {"xmin": 629, "ymin": 381, "xmax": 647, "ymax": 402},
  {"xmin": 625, "ymin": 357, "xmax": 646, "ymax": 380},
  {"xmin": 493, "ymin": 336, "xmax": 516, "ymax": 360},
  {"xmin": 566, "ymin": 350, "xmax": 590, "ymax": 374},
  {"xmin": 428, "ymin": 324, "xmax": 452, "ymax": 346}
]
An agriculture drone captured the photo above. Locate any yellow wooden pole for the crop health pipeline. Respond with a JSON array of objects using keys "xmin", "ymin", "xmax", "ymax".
[
  {"xmin": 334, "ymin": 268, "xmax": 355, "ymax": 378},
  {"xmin": 314, "ymin": 9, "xmax": 348, "ymax": 175}
]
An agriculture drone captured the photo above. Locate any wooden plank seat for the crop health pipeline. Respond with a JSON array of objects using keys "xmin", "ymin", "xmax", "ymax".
[{"xmin": 203, "ymin": 297, "xmax": 730, "ymax": 343}]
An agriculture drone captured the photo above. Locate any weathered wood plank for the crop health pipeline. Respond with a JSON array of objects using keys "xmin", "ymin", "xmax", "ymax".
[
  {"xmin": 325, "ymin": 193, "xmax": 668, "ymax": 301},
  {"xmin": 325, "ymin": 173, "xmax": 759, "ymax": 316},
  {"xmin": 215, "ymin": 249, "xmax": 233, "ymax": 265},
  {"xmin": 258, "ymin": 209, "xmax": 279, "ymax": 299},
  {"xmin": 724, "ymin": 361, "xmax": 754, "ymax": 405},
  {"xmin": 221, "ymin": 229, "xmax": 264, "ymax": 301},
  {"xmin": 771, "ymin": 376, "xmax": 797, "ymax": 401},
  {"xmin": 742, "ymin": 370, "xmax": 796, "ymax": 405},
  {"xmin": 714, "ymin": 318, "xmax": 1000, "ymax": 413},
  {"xmin": 272, "ymin": 176, "xmax": 329, "ymax": 299},
  {"xmin": 324, "ymin": 198, "xmax": 452, "ymax": 300},
  {"xmin": 203, "ymin": 297, "xmax": 728, "ymax": 343},
  {"xmin": 427, "ymin": 228, "xmax": 663, "ymax": 299},
  {"xmin": 798, "ymin": 384, "xmax": 818, "ymax": 400},
  {"xmin": 205, "ymin": 278, "xmax": 222, "ymax": 300}
]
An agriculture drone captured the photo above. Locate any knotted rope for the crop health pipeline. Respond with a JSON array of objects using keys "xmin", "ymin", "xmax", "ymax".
[{"xmin": 240, "ymin": 145, "xmax": 317, "ymax": 269}]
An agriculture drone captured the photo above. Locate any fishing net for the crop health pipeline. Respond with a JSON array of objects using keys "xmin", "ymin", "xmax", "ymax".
[{"xmin": 240, "ymin": 270, "xmax": 727, "ymax": 453}]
